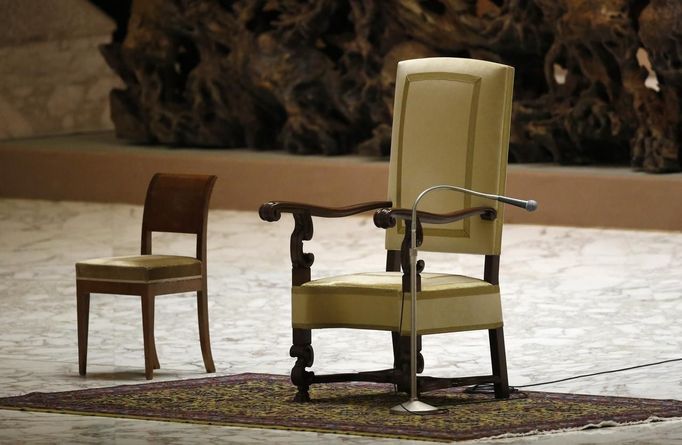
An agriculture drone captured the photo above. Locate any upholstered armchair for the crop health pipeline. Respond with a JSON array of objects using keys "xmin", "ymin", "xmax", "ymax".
[{"xmin": 260, "ymin": 58, "xmax": 515, "ymax": 401}]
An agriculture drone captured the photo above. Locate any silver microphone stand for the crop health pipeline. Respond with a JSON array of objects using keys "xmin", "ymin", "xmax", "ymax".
[{"xmin": 390, "ymin": 185, "xmax": 537, "ymax": 415}]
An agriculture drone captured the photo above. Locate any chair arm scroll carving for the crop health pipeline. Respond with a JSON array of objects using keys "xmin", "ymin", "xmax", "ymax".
[
  {"xmin": 259, "ymin": 201, "xmax": 394, "ymax": 285},
  {"xmin": 401, "ymin": 220, "xmax": 425, "ymax": 283},
  {"xmin": 292, "ymin": 212, "xmax": 314, "ymax": 269}
]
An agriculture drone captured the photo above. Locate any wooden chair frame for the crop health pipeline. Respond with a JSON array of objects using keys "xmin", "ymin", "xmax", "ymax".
[
  {"xmin": 259, "ymin": 201, "xmax": 509, "ymax": 401},
  {"xmin": 76, "ymin": 173, "xmax": 217, "ymax": 379}
]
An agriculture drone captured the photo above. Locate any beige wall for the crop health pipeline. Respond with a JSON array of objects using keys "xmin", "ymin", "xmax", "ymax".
[{"xmin": 0, "ymin": 0, "xmax": 119, "ymax": 140}]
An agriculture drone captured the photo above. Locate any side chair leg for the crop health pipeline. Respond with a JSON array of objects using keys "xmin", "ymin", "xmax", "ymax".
[
  {"xmin": 149, "ymin": 295, "xmax": 160, "ymax": 369},
  {"xmin": 197, "ymin": 289, "xmax": 215, "ymax": 373},
  {"xmin": 76, "ymin": 288, "xmax": 90, "ymax": 376},
  {"xmin": 290, "ymin": 328, "xmax": 314, "ymax": 402},
  {"xmin": 141, "ymin": 293, "xmax": 155, "ymax": 380},
  {"xmin": 489, "ymin": 327, "xmax": 510, "ymax": 399}
]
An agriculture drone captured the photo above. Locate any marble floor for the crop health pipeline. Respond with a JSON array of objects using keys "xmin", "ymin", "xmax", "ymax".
[{"xmin": 1, "ymin": 197, "xmax": 681, "ymax": 444}]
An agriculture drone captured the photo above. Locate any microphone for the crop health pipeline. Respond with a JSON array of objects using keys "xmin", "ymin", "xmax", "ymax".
[
  {"xmin": 497, "ymin": 195, "xmax": 538, "ymax": 212},
  {"xmin": 393, "ymin": 183, "xmax": 537, "ymax": 415},
  {"xmin": 425, "ymin": 185, "xmax": 538, "ymax": 212}
]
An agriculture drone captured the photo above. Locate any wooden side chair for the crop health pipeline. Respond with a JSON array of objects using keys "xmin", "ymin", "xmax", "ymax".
[
  {"xmin": 76, "ymin": 173, "xmax": 217, "ymax": 379},
  {"xmin": 260, "ymin": 57, "xmax": 516, "ymax": 401}
]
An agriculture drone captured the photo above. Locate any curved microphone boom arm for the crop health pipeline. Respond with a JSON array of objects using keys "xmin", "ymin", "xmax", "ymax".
[
  {"xmin": 410, "ymin": 184, "xmax": 538, "ymax": 251},
  {"xmin": 391, "ymin": 185, "xmax": 538, "ymax": 415}
]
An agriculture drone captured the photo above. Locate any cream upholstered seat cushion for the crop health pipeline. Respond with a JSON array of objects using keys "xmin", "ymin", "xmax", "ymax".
[
  {"xmin": 76, "ymin": 255, "xmax": 202, "ymax": 283},
  {"xmin": 292, "ymin": 272, "xmax": 502, "ymax": 335}
]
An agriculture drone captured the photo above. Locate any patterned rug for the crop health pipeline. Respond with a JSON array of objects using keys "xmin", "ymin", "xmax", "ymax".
[{"xmin": 2, "ymin": 373, "xmax": 682, "ymax": 442}]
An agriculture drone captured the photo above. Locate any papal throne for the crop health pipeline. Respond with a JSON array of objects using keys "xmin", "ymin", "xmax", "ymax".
[{"xmin": 260, "ymin": 57, "xmax": 515, "ymax": 401}]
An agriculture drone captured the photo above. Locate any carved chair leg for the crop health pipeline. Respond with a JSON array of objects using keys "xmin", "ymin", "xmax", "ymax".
[
  {"xmin": 290, "ymin": 328, "xmax": 314, "ymax": 402},
  {"xmin": 141, "ymin": 293, "xmax": 156, "ymax": 380},
  {"xmin": 392, "ymin": 332, "xmax": 424, "ymax": 394},
  {"xmin": 197, "ymin": 289, "xmax": 215, "ymax": 373},
  {"xmin": 391, "ymin": 331, "xmax": 402, "ymax": 370},
  {"xmin": 489, "ymin": 327, "xmax": 510, "ymax": 399},
  {"xmin": 76, "ymin": 288, "xmax": 90, "ymax": 376}
]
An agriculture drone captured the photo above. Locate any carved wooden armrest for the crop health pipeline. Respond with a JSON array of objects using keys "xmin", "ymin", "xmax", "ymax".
[
  {"xmin": 259, "ymin": 200, "xmax": 392, "ymax": 286},
  {"xmin": 259, "ymin": 200, "xmax": 393, "ymax": 222},
  {"xmin": 373, "ymin": 206, "xmax": 496, "ymax": 229}
]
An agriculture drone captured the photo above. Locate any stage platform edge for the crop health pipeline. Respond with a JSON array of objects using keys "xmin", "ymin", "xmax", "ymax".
[{"xmin": 1, "ymin": 132, "xmax": 680, "ymax": 231}]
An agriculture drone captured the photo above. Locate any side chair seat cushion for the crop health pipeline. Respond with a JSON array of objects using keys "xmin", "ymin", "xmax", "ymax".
[
  {"xmin": 292, "ymin": 272, "xmax": 502, "ymax": 335},
  {"xmin": 76, "ymin": 255, "xmax": 202, "ymax": 283}
]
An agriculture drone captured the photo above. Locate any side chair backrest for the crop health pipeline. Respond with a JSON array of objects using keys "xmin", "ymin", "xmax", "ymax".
[
  {"xmin": 141, "ymin": 173, "xmax": 217, "ymax": 259},
  {"xmin": 385, "ymin": 58, "xmax": 514, "ymax": 255}
]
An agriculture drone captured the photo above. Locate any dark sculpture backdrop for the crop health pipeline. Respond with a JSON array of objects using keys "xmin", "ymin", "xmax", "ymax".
[{"xmin": 100, "ymin": 0, "xmax": 681, "ymax": 173}]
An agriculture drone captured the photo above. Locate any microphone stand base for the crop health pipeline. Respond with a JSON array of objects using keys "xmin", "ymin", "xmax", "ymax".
[{"xmin": 390, "ymin": 400, "xmax": 444, "ymax": 415}]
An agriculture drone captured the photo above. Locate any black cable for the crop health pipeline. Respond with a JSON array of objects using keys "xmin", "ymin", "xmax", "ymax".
[
  {"xmin": 514, "ymin": 357, "xmax": 682, "ymax": 388},
  {"xmin": 464, "ymin": 357, "xmax": 682, "ymax": 395},
  {"xmin": 391, "ymin": 277, "xmax": 406, "ymax": 395},
  {"xmin": 392, "ymin": 281, "xmax": 407, "ymax": 396},
  {"xmin": 397, "ymin": 284, "xmax": 406, "ymax": 354}
]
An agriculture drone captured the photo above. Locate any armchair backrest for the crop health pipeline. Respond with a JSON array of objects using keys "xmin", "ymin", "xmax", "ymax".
[
  {"xmin": 385, "ymin": 58, "xmax": 514, "ymax": 255},
  {"xmin": 141, "ymin": 173, "xmax": 217, "ymax": 260}
]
